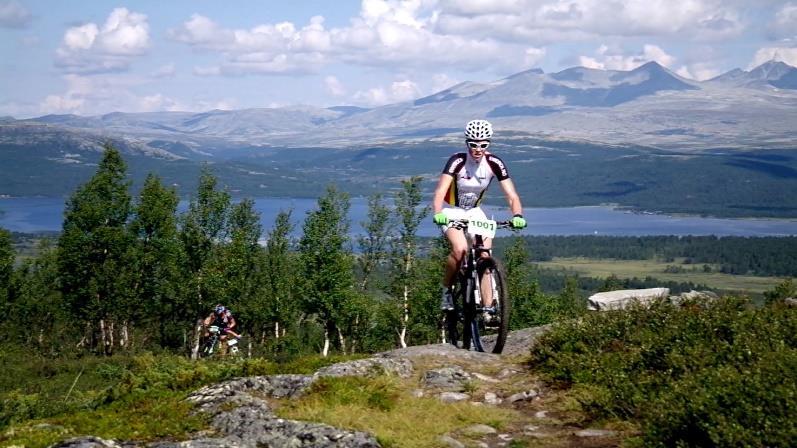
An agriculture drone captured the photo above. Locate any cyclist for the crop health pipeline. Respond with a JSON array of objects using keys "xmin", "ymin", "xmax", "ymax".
[
  {"xmin": 432, "ymin": 119, "xmax": 527, "ymax": 316},
  {"xmin": 203, "ymin": 304, "xmax": 241, "ymax": 353}
]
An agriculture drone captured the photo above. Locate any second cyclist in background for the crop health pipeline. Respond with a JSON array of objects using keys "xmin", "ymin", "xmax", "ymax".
[
  {"xmin": 203, "ymin": 304, "xmax": 242, "ymax": 342},
  {"xmin": 431, "ymin": 119, "xmax": 527, "ymax": 318}
]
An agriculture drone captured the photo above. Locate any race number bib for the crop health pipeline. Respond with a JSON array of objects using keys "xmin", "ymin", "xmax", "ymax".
[{"xmin": 467, "ymin": 218, "xmax": 497, "ymax": 239}]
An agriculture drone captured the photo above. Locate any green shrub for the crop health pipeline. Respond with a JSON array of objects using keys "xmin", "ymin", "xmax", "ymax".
[{"xmin": 530, "ymin": 297, "xmax": 797, "ymax": 446}]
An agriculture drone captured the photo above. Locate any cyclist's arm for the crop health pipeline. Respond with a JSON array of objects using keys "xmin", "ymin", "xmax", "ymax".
[
  {"xmin": 228, "ymin": 316, "xmax": 237, "ymax": 330},
  {"xmin": 498, "ymin": 178, "xmax": 523, "ymax": 216},
  {"xmin": 432, "ymin": 173, "xmax": 454, "ymax": 213},
  {"xmin": 203, "ymin": 315, "xmax": 212, "ymax": 326}
]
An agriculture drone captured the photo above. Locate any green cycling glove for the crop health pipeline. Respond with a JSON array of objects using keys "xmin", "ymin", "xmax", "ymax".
[
  {"xmin": 433, "ymin": 212, "xmax": 448, "ymax": 225},
  {"xmin": 511, "ymin": 214, "xmax": 527, "ymax": 229}
]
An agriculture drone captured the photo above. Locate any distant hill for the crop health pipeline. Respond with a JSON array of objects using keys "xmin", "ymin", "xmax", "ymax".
[
  {"xmin": 2, "ymin": 60, "xmax": 797, "ymax": 218},
  {"xmin": 3, "ymin": 59, "xmax": 795, "ymax": 152}
]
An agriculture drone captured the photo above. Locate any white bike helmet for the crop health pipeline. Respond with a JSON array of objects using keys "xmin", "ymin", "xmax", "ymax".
[{"xmin": 464, "ymin": 119, "xmax": 493, "ymax": 140}]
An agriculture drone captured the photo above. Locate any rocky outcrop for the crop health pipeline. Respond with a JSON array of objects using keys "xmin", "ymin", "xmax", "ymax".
[
  {"xmin": 587, "ymin": 287, "xmax": 670, "ymax": 311},
  {"xmin": 51, "ymin": 328, "xmax": 627, "ymax": 448},
  {"xmin": 587, "ymin": 288, "xmax": 721, "ymax": 311}
]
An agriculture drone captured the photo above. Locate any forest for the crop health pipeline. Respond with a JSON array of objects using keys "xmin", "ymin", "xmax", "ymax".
[
  {"xmin": 0, "ymin": 146, "xmax": 584, "ymax": 359},
  {"xmin": 499, "ymin": 234, "xmax": 797, "ymax": 276}
]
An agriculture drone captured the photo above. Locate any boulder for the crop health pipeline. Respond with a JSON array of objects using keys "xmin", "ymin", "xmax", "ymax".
[
  {"xmin": 587, "ymin": 288, "xmax": 670, "ymax": 311},
  {"xmin": 669, "ymin": 289, "xmax": 719, "ymax": 305}
]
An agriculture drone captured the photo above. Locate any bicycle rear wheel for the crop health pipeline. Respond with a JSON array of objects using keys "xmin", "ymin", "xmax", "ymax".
[{"xmin": 475, "ymin": 257, "xmax": 511, "ymax": 354}]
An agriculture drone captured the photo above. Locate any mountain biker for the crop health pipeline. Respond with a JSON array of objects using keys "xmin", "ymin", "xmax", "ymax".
[
  {"xmin": 432, "ymin": 119, "xmax": 527, "ymax": 316},
  {"xmin": 203, "ymin": 305, "xmax": 241, "ymax": 353}
]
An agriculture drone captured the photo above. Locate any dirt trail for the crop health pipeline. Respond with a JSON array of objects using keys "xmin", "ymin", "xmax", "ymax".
[{"xmin": 375, "ymin": 327, "xmax": 628, "ymax": 447}]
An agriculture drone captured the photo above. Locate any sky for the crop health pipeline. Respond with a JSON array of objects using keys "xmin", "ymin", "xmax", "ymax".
[{"xmin": 1, "ymin": 0, "xmax": 796, "ymax": 118}]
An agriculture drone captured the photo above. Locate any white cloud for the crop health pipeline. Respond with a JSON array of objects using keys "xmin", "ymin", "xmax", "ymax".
[
  {"xmin": 151, "ymin": 63, "xmax": 176, "ymax": 78},
  {"xmin": 524, "ymin": 47, "xmax": 546, "ymax": 67},
  {"xmin": 675, "ymin": 63, "xmax": 720, "ymax": 81},
  {"xmin": 166, "ymin": 0, "xmax": 751, "ymax": 79},
  {"xmin": 324, "ymin": 76, "xmax": 346, "ymax": 96},
  {"xmin": 431, "ymin": 73, "xmax": 459, "ymax": 92},
  {"xmin": 37, "ymin": 74, "xmax": 236, "ymax": 115},
  {"xmin": 56, "ymin": 8, "xmax": 150, "ymax": 73},
  {"xmin": 0, "ymin": 0, "xmax": 32, "ymax": 28},
  {"xmin": 579, "ymin": 44, "xmax": 676, "ymax": 70},
  {"xmin": 353, "ymin": 79, "xmax": 422, "ymax": 106},
  {"xmin": 749, "ymin": 46, "xmax": 797, "ymax": 68},
  {"xmin": 436, "ymin": 0, "xmax": 744, "ymax": 43},
  {"xmin": 768, "ymin": 3, "xmax": 797, "ymax": 40},
  {"xmin": 169, "ymin": 3, "xmax": 536, "ymax": 76}
]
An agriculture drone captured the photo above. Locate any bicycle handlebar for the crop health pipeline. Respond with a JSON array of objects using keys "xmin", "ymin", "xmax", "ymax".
[{"xmin": 448, "ymin": 219, "xmax": 514, "ymax": 230}]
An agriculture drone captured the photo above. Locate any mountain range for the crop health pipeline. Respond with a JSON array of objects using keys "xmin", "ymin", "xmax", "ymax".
[
  {"xmin": 2, "ymin": 60, "xmax": 796, "ymax": 161},
  {"xmin": 2, "ymin": 60, "xmax": 797, "ymax": 218}
]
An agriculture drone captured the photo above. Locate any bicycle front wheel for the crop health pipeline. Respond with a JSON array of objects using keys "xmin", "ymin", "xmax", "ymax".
[
  {"xmin": 445, "ymin": 277, "xmax": 467, "ymax": 348},
  {"xmin": 476, "ymin": 257, "xmax": 511, "ymax": 354}
]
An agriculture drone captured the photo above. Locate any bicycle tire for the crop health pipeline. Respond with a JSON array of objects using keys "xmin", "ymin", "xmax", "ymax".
[
  {"xmin": 464, "ymin": 301, "xmax": 481, "ymax": 351},
  {"xmin": 445, "ymin": 275, "xmax": 468, "ymax": 348},
  {"xmin": 200, "ymin": 336, "xmax": 217, "ymax": 358},
  {"xmin": 475, "ymin": 257, "xmax": 511, "ymax": 354}
]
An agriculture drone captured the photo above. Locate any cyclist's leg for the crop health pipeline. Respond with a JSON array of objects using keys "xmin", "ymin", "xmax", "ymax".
[
  {"xmin": 219, "ymin": 335, "xmax": 228, "ymax": 356},
  {"xmin": 441, "ymin": 227, "xmax": 467, "ymax": 310},
  {"xmin": 479, "ymin": 236, "xmax": 494, "ymax": 308},
  {"xmin": 444, "ymin": 227, "xmax": 468, "ymax": 288}
]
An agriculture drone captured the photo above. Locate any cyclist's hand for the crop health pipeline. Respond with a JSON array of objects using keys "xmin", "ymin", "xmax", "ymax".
[
  {"xmin": 433, "ymin": 212, "xmax": 448, "ymax": 225},
  {"xmin": 511, "ymin": 215, "xmax": 527, "ymax": 229}
]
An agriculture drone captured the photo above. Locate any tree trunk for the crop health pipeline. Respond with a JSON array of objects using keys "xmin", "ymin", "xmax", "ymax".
[
  {"xmin": 399, "ymin": 284, "xmax": 409, "ymax": 348},
  {"xmin": 120, "ymin": 320, "xmax": 129, "ymax": 349},
  {"xmin": 99, "ymin": 319, "xmax": 107, "ymax": 355},
  {"xmin": 399, "ymin": 250, "xmax": 412, "ymax": 349},
  {"xmin": 274, "ymin": 321, "xmax": 280, "ymax": 340},
  {"xmin": 190, "ymin": 318, "xmax": 203, "ymax": 359},
  {"xmin": 337, "ymin": 327, "xmax": 347, "ymax": 355},
  {"xmin": 351, "ymin": 313, "xmax": 360, "ymax": 353},
  {"xmin": 322, "ymin": 327, "xmax": 330, "ymax": 357},
  {"xmin": 106, "ymin": 320, "xmax": 114, "ymax": 356}
]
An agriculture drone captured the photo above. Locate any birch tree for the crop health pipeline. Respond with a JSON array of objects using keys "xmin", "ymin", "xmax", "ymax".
[
  {"xmin": 390, "ymin": 176, "xmax": 429, "ymax": 348},
  {"xmin": 57, "ymin": 145, "xmax": 132, "ymax": 355},
  {"xmin": 298, "ymin": 185, "xmax": 354, "ymax": 356}
]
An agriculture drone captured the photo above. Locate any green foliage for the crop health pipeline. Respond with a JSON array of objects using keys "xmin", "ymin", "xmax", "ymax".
[
  {"xmin": 56, "ymin": 145, "xmax": 133, "ymax": 355},
  {"xmin": 255, "ymin": 210, "xmax": 301, "ymax": 349},
  {"xmin": 0, "ymin": 227, "xmax": 12, "ymax": 300},
  {"xmin": 530, "ymin": 297, "xmax": 797, "ymax": 446},
  {"xmin": 3, "ymin": 240, "xmax": 66, "ymax": 350},
  {"xmin": 299, "ymin": 185, "xmax": 355, "ymax": 354},
  {"xmin": 128, "ymin": 174, "xmax": 183, "ymax": 348},
  {"xmin": 503, "ymin": 236, "xmax": 559, "ymax": 328},
  {"xmin": 357, "ymin": 192, "xmax": 391, "ymax": 291},
  {"xmin": 179, "ymin": 167, "xmax": 231, "ymax": 318},
  {"xmin": 389, "ymin": 176, "xmax": 431, "ymax": 347},
  {"xmin": 764, "ymin": 277, "xmax": 795, "ymax": 304}
]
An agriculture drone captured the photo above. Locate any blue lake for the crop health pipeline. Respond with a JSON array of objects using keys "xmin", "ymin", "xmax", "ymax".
[{"xmin": 1, "ymin": 197, "xmax": 797, "ymax": 237}]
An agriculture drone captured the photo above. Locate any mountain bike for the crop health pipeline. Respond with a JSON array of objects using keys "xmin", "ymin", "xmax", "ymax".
[
  {"xmin": 444, "ymin": 218, "xmax": 511, "ymax": 354},
  {"xmin": 200, "ymin": 325, "xmax": 240, "ymax": 358}
]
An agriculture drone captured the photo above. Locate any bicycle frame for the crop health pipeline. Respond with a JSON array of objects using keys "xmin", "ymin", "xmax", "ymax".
[{"xmin": 445, "ymin": 219, "xmax": 512, "ymax": 353}]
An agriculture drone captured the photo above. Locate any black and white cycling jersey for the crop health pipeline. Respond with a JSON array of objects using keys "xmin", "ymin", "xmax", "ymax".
[{"xmin": 441, "ymin": 152, "xmax": 510, "ymax": 210}]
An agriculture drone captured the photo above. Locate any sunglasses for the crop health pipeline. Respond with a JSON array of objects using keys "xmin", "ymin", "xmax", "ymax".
[{"xmin": 467, "ymin": 141, "xmax": 490, "ymax": 150}]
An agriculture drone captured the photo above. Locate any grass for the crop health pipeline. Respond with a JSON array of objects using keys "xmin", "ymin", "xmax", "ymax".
[
  {"xmin": 3, "ymin": 392, "xmax": 208, "ymax": 448},
  {"xmin": 0, "ymin": 351, "xmax": 363, "ymax": 448},
  {"xmin": 536, "ymin": 257, "xmax": 784, "ymax": 293},
  {"xmin": 276, "ymin": 375, "xmax": 519, "ymax": 448}
]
